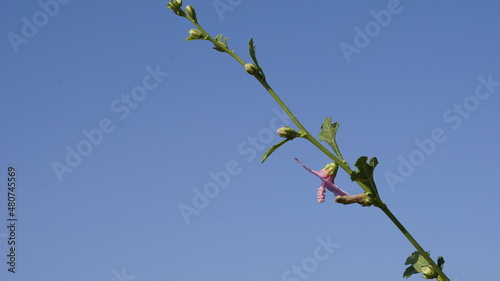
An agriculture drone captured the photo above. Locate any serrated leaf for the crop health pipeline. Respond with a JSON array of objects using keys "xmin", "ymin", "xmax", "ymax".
[
  {"xmin": 318, "ymin": 118, "xmax": 344, "ymax": 160},
  {"xmin": 403, "ymin": 251, "xmax": 433, "ymax": 279},
  {"xmin": 261, "ymin": 139, "xmax": 290, "ymax": 163},
  {"xmin": 349, "ymin": 156, "xmax": 380, "ymax": 199},
  {"xmin": 248, "ymin": 38, "xmax": 265, "ymax": 78},
  {"xmin": 249, "ymin": 38, "xmax": 257, "ymax": 64},
  {"xmin": 403, "ymin": 265, "xmax": 419, "ymax": 279}
]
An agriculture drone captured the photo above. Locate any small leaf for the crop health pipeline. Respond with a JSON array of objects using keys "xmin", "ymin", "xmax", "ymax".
[
  {"xmin": 213, "ymin": 34, "xmax": 229, "ymax": 52},
  {"xmin": 403, "ymin": 265, "xmax": 419, "ymax": 279},
  {"xmin": 249, "ymin": 38, "xmax": 257, "ymax": 64},
  {"xmin": 248, "ymin": 38, "xmax": 265, "ymax": 78},
  {"xmin": 403, "ymin": 251, "xmax": 432, "ymax": 279},
  {"xmin": 350, "ymin": 156, "xmax": 380, "ymax": 199},
  {"xmin": 318, "ymin": 118, "xmax": 344, "ymax": 160},
  {"xmin": 261, "ymin": 139, "xmax": 290, "ymax": 163},
  {"xmin": 437, "ymin": 256, "xmax": 445, "ymax": 269}
]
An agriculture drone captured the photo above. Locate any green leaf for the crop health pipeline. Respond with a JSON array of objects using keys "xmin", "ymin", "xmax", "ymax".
[
  {"xmin": 350, "ymin": 156, "xmax": 380, "ymax": 199},
  {"xmin": 213, "ymin": 34, "xmax": 229, "ymax": 52},
  {"xmin": 248, "ymin": 38, "xmax": 265, "ymax": 77},
  {"xmin": 403, "ymin": 251, "xmax": 446, "ymax": 279},
  {"xmin": 318, "ymin": 118, "xmax": 344, "ymax": 160},
  {"xmin": 437, "ymin": 256, "xmax": 445, "ymax": 269},
  {"xmin": 249, "ymin": 38, "xmax": 257, "ymax": 64},
  {"xmin": 261, "ymin": 139, "xmax": 290, "ymax": 163},
  {"xmin": 403, "ymin": 251, "xmax": 433, "ymax": 279}
]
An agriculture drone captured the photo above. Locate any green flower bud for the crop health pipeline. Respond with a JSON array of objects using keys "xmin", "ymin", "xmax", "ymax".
[
  {"xmin": 421, "ymin": 266, "xmax": 438, "ymax": 279},
  {"xmin": 244, "ymin": 63, "xmax": 260, "ymax": 76},
  {"xmin": 334, "ymin": 192, "xmax": 374, "ymax": 206},
  {"xmin": 185, "ymin": 5, "xmax": 197, "ymax": 22},
  {"xmin": 277, "ymin": 126, "xmax": 300, "ymax": 139},
  {"xmin": 167, "ymin": 0, "xmax": 185, "ymax": 17},
  {"xmin": 186, "ymin": 29, "xmax": 205, "ymax": 41},
  {"xmin": 172, "ymin": 0, "xmax": 182, "ymax": 7}
]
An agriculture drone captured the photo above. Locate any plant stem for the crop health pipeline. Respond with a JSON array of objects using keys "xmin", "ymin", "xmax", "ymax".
[
  {"xmin": 237, "ymin": 48, "xmax": 449, "ymax": 281},
  {"xmin": 379, "ymin": 204, "xmax": 450, "ymax": 281},
  {"xmin": 191, "ymin": 17, "xmax": 377, "ymax": 196},
  {"xmin": 192, "ymin": 22, "xmax": 247, "ymax": 66},
  {"xmin": 256, "ymin": 78, "xmax": 353, "ymax": 170},
  {"xmin": 183, "ymin": 14, "xmax": 449, "ymax": 281}
]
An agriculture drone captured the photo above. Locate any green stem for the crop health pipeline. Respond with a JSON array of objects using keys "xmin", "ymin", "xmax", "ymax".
[
  {"xmin": 379, "ymin": 204, "xmax": 450, "ymax": 281},
  {"xmin": 190, "ymin": 15, "xmax": 374, "ymax": 196},
  {"xmin": 182, "ymin": 13, "xmax": 449, "ymax": 281},
  {"xmin": 256, "ymin": 78, "xmax": 354, "ymax": 173},
  {"xmin": 250, "ymin": 65, "xmax": 449, "ymax": 281},
  {"xmin": 190, "ymin": 21, "xmax": 353, "ymax": 175},
  {"xmin": 192, "ymin": 22, "xmax": 246, "ymax": 66}
]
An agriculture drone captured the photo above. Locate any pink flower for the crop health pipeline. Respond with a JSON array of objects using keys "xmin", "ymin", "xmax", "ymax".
[{"xmin": 294, "ymin": 158, "xmax": 348, "ymax": 203}]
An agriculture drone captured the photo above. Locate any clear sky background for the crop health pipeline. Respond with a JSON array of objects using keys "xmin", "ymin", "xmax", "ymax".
[{"xmin": 1, "ymin": 1, "xmax": 499, "ymax": 280}]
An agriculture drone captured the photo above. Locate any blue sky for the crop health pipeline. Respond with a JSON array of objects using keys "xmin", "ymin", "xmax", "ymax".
[{"xmin": 1, "ymin": 0, "xmax": 499, "ymax": 280}]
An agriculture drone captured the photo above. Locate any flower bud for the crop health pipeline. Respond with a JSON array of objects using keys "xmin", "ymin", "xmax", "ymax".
[
  {"xmin": 244, "ymin": 63, "xmax": 260, "ymax": 76},
  {"xmin": 186, "ymin": 29, "xmax": 205, "ymax": 41},
  {"xmin": 277, "ymin": 126, "xmax": 300, "ymax": 139},
  {"xmin": 421, "ymin": 265, "xmax": 438, "ymax": 279},
  {"xmin": 185, "ymin": 5, "xmax": 197, "ymax": 22},
  {"xmin": 167, "ymin": 0, "xmax": 185, "ymax": 17},
  {"xmin": 334, "ymin": 192, "xmax": 374, "ymax": 206},
  {"xmin": 173, "ymin": 0, "xmax": 182, "ymax": 7}
]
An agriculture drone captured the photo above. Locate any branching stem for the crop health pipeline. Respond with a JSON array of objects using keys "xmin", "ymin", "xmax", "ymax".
[{"xmin": 174, "ymin": 6, "xmax": 450, "ymax": 281}]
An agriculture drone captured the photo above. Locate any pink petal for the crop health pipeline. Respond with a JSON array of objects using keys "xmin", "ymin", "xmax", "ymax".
[
  {"xmin": 317, "ymin": 186, "xmax": 326, "ymax": 203},
  {"xmin": 324, "ymin": 182, "xmax": 349, "ymax": 197},
  {"xmin": 295, "ymin": 158, "xmax": 349, "ymax": 197}
]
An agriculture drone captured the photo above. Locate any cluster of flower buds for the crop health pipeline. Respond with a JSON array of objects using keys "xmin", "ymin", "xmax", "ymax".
[
  {"xmin": 167, "ymin": 0, "xmax": 185, "ymax": 17},
  {"xmin": 168, "ymin": 1, "xmax": 199, "ymax": 23}
]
